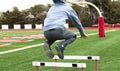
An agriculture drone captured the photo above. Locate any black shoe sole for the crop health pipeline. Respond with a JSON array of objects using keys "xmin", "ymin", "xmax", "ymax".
[
  {"xmin": 55, "ymin": 46, "xmax": 64, "ymax": 59},
  {"xmin": 43, "ymin": 43, "xmax": 54, "ymax": 58}
]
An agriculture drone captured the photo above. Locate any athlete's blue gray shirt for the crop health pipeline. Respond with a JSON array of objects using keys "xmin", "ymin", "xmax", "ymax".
[{"xmin": 44, "ymin": 0, "xmax": 86, "ymax": 36}]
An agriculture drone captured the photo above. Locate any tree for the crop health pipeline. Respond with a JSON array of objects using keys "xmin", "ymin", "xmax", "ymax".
[
  {"xmin": 0, "ymin": 4, "xmax": 49, "ymax": 28},
  {"xmin": 108, "ymin": 2, "xmax": 120, "ymax": 23},
  {"xmin": 0, "ymin": 7, "xmax": 22, "ymax": 24},
  {"xmin": 12, "ymin": 7, "xmax": 23, "ymax": 24},
  {"xmin": 92, "ymin": 0, "xmax": 120, "ymax": 24},
  {"xmin": 0, "ymin": 7, "xmax": 24, "ymax": 28},
  {"xmin": 1, "ymin": 11, "xmax": 13, "ymax": 24},
  {"xmin": 29, "ymin": 4, "xmax": 48, "ymax": 24},
  {"xmin": 29, "ymin": 4, "xmax": 47, "ymax": 16},
  {"xmin": 71, "ymin": 4, "xmax": 98, "ymax": 27}
]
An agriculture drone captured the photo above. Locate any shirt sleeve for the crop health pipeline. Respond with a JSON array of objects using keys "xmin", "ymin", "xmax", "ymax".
[{"xmin": 66, "ymin": 8, "xmax": 86, "ymax": 36}]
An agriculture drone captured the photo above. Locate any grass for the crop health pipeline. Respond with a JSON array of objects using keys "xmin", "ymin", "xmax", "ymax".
[
  {"xmin": 0, "ymin": 30, "xmax": 43, "ymax": 39},
  {"xmin": 0, "ymin": 29, "xmax": 120, "ymax": 71},
  {"xmin": 0, "ymin": 30, "xmax": 45, "ymax": 52}
]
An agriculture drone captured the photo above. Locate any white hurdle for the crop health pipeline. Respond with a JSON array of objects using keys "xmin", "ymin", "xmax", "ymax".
[
  {"xmin": 53, "ymin": 55, "xmax": 100, "ymax": 71},
  {"xmin": 32, "ymin": 62, "xmax": 86, "ymax": 71}
]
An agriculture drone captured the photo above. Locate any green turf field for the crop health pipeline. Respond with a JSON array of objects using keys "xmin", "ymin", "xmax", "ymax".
[{"xmin": 0, "ymin": 29, "xmax": 120, "ymax": 71}]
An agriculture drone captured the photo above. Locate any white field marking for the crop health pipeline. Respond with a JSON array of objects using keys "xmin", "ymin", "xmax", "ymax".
[
  {"xmin": 28, "ymin": 40, "xmax": 34, "ymax": 42},
  {"xmin": 77, "ymin": 30, "xmax": 116, "ymax": 38},
  {"xmin": 0, "ymin": 43, "xmax": 44, "ymax": 55},
  {"xmin": 4, "ymin": 43, "xmax": 11, "ymax": 46},
  {"xmin": 0, "ymin": 30, "xmax": 116, "ymax": 55}
]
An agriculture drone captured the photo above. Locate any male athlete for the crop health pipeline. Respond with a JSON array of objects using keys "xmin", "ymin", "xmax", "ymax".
[{"xmin": 43, "ymin": 0, "xmax": 87, "ymax": 59}]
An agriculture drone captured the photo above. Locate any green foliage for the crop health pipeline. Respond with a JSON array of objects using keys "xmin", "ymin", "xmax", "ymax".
[
  {"xmin": 30, "ymin": 4, "xmax": 47, "ymax": 16},
  {"xmin": 71, "ymin": 4, "xmax": 98, "ymax": 27},
  {"xmin": 28, "ymin": 4, "xmax": 47, "ymax": 24},
  {"xmin": 92, "ymin": 0, "xmax": 120, "ymax": 24},
  {"xmin": 1, "ymin": 7, "xmax": 22, "ymax": 24},
  {"xmin": 0, "ymin": 4, "xmax": 47, "ymax": 26}
]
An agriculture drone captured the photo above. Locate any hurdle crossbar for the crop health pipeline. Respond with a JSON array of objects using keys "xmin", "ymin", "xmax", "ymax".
[
  {"xmin": 53, "ymin": 55, "xmax": 100, "ymax": 71},
  {"xmin": 53, "ymin": 55, "xmax": 100, "ymax": 60},
  {"xmin": 32, "ymin": 62, "xmax": 86, "ymax": 71}
]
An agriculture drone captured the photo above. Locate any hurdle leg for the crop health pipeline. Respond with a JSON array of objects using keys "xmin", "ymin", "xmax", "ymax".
[
  {"xmin": 95, "ymin": 60, "xmax": 98, "ymax": 71},
  {"xmin": 36, "ymin": 66, "xmax": 39, "ymax": 71},
  {"xmin": 82, "ymin": 68, "xmax": 85, "ymax": 71},
  {"xmin": 55, "ymin": 59, "xmax": 58, "ymax": 71}
]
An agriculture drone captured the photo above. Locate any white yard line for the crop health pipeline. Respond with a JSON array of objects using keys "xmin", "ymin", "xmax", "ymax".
[
  {"xmin": 0, "ymin": 43, "xmax": 44, "ymax": 55},
  {"xmin": 0, "ymin": 30, "xmax": 116, "ymax": 55}
]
